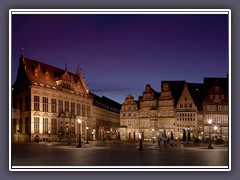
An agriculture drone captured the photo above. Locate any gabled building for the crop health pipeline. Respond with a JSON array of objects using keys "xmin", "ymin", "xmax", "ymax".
[
  {"xmin": 120, "ymin": 93, "xmax": 139, "ymax": 140},
  {"xmin": 139, "ymin": 84, "xmax": 159, "ymax": 140},
  {"xmin": 175, "ymin": 83, "xmax": 198, "ymax": 139},
  {"xmin": 202, "ymin": 77, "xmax": 228, "ymax": 141},
  {"xmin": 12, "ymin": 53, "xmax": 121, "ymax": 143},
  {"xmin": 158, "ymin": 82, "xmax": 175, "ymax": 139}
]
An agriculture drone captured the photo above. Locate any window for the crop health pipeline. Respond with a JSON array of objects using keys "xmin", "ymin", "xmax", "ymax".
[
  {"xmin": 65, "ymin": 101, "xmax": 69, "ymax": 112},
  {"xmin": 71, "ymin": 102, "xmax": 75, "ymax": 115},
  {"xmin": 180, "ymin": 104, "xmax": 183, "ymax": 108},
  {"xmin": 58, "ymin": 100, "xmax": 63, "ymax": 113},
  {"xmin": 51, "ymin": 119, "xmax": 57, "ymax": 134},
  {"xmin": 218, "ymin": 105, "xmax": 222, "ymax": 111},
  {"xmin": 43, "ymin": 118, "xmax": 48, "ymax": 134},
  {"xmin": 87, "ymin": 105, "xmax": 90, "ymax": 117},
  {"xmin": 184, "ymin": 104, "xmax": 188, "ymax": 108},
  {"xmin": 221, "ymin": 95, "xmax": 224, "ymax": 99},
  {"xmin": 43, "ymin": 97, "xmax": 48, "ymax": 112},
  {"xmin": 214, "ymin": 86, "xmax": 220, "ymax": 91},
  {"xmin": 212, "ymin": 105, "xmax": 216, "ymax": 111},
  {"xmin": 128, "ymin": 113, "xmax": 131, "ymax": 117},
  {"xmin": 34, "ymin": 96, "xmax": 40, "ymax": 111},
  {"xmin": 34, "ymin": 117, "xmax": 39, "ymax": 134},
  {"xmin": 82, "ymin": 104, "xmax": 86, "ymax": 116},
  {"xmin": 62, "ymin": 83, "xmax": 71, "ymax": 90},
  {"xmin": 45, "ymin": 71, "xmax": 49, "ymax": 80},
  {"xmin": 51, "ymin": 99, "xmax": 57, "ymax": 113},
  {"xmin": 189, "ymin": 103, "xmax": 192, "ymax": 108},
  {"xmin": 206, "ymin": 105, "xmax": 211, "ymax": 111},
  {"xmin": 34, "ymin": 68, "xmax": 39, "ymax": 77},
  {"xmin": 77, "ymin": 103, "xmax": 81, "ymax": 116},
  {"xmin": 25, "ymin": 96, "xmax": 30, "ymax": 111}
]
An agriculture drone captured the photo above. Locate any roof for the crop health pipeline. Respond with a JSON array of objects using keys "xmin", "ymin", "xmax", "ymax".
[
  {"xmin": 16, "ymin": 55, "xmax": 89, "ymax": 94},
  {"xmin": 203, "ymin": 77, "xmax": 228, "ymax": 98},
  {"xmin": 90, "ymin": 92, "xmax": 121, "ymax": 113},
  {"xmin": 161, "ymin": 80, "xmax": 185, "ymax": 106},
  {"xmin": 187, "ymin": 83, "xmax": 204, "ymax": 111}
]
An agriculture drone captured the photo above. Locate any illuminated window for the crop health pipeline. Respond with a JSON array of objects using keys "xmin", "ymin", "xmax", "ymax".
[
  {"xmin": 58, "ymin": 100, "xmax": 63, "ymax": 113},
  {"xmin": 51, "ymin": 99, "xmax": 57, "ymax": 113},
  {"xmin": 45, "ymin": 71, "xmax": 49, "ymax": 80},
  {"xmin": 34, "ymin": 117, "xmax": 39, "ymax": 134},
  {"xmin": 43, "ymin": 97, "xmax": 48, "ymax": 112},
  {"xmin": 43, "ymin": 118, "xmax": 48, "ymax": 134},
  {"xmin": 71, "ymin": 102, "xmax": 75, "ymax": 115},
  {"xmin": 34, "ymin": 68, "xmax": 39, "ymax": 77},
  {"xmin": 77, "ymin": 103, "xmax": 81, "ymax": 116},
  {"xmin": 34, "ymin": 96, "xmax": 40, "ymax": 111},
  {"xmin": 65, "ymin": 101, "xmax": 69, "ymax": 112}
]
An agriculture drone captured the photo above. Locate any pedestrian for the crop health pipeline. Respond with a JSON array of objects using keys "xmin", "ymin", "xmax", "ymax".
[
  {"xmin": 36, "ymin": 135, "xmax": 39, "ymax": 143},
  {"xmin": 158, "ymin": 138, "xmax": 161, "ymax": 147}
]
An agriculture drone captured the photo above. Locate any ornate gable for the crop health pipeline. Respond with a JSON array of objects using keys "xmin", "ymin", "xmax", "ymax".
[{"xmin": 176, "ymin": 83, "xmax": 196, "ymax": 109}]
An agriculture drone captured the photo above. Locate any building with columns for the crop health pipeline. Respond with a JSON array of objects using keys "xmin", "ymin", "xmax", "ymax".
[{"xmin": 12, "ymin": 54, "xmax": 120, "ymax": 143}]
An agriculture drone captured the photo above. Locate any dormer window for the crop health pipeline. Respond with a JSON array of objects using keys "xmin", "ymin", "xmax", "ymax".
[
  {"xmin": 62, "ymin": 82, "xmax": 71, "ymax": 90},
  {"xmin": 45, "ymin": 71, "xmax": 49, "ymax": 80},
  {"xmin": 34, "ymin": 68, "xmax": 39, "ymax": 77}
]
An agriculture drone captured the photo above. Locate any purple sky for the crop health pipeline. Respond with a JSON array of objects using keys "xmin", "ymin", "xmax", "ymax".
[{"xmin": 11, "ymin": 14, "xmax": 229, "ymax": 103}]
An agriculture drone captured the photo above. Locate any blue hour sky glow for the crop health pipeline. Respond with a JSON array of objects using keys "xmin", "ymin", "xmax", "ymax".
[{"xmin": 11, "ymin": 11, "xmax": 229, "ymax": 103}]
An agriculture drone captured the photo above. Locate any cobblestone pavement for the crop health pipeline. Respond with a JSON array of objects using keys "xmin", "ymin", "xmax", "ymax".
[{"xmin": 11, "ymin": 141, "xmax": 229, "ymax": 168}]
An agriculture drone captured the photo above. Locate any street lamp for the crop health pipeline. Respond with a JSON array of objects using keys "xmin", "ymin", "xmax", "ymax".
[
  {"xmin": 152, "ymin": 129, "xmax": 155, "ymax": 143},
  {"xmin": 48, "ymin": 130, "xmax": 51, "ymax": 143},
  {"xmin": 86, "ymin": 127, "xmax": 89, "ymax": 144},
  {"xmin": 77, "ymin": 118, "xmax": 82, "ymax": 148},
  {"xmin": 66, "ymin": 122, "xmax": 70, "ymax": 145},
  {"xmin": 17, "ymin": 130, "xmax": 20, "ymax": 143},
  {"xmin": 214, "ymin": 125, "xmax": 218, "ymax": 142},
  {"xmin": 138, "ymin": 131, "xmax": 143, "ymax": 150},
  {"xmin": 208, "ymin": 119, "xmax": 213, "ymax": 149}
]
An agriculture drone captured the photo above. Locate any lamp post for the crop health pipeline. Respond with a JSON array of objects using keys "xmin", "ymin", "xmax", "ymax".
[
  {"xmin": 66, "ymin": 123, "xmax": 70, "ymax": 145},
  {"xmin": 86, "ymin": 127, "xmax": 89, "ymax": 144},
  {"xmin": 17, "ymin": 130, "xmax": 20, "ymax": 143},
  {"xmin": 208, "ymin": 119, "xmax": 213, "ymax": 149},
  {"xmin": 152, "ymin": 129, "xmax": 155, "ymax": 143},
  {"xmin": 138, "ymin": 131, "xmax": 143, "ymax": 150},
  {"xmin": 48, "ymin": 130, "xmax": 51, "ymax": 143},
  {"xmin": 77, "ymin": 118, "xmax": 82, "ymax": 148},
  {"xmin": 214, "ymin": 125, "xmax": 218, "ymax": 143}
]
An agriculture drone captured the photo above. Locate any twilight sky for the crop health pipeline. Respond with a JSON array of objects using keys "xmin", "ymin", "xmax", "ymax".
[{"xmin": 11, "ymin": 13, "xmax": 229, "ymax": 104}]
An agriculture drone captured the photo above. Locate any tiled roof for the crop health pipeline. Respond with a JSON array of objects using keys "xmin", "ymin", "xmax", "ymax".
[{"xmin": 19, "ymin": 55, "xmax": 89, "ymax": 94}]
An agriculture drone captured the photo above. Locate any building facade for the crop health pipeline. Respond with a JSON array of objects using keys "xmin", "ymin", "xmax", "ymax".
[
  {"xmin": 202, "ymin": 78, "xmax": 228, "ymax": 142},
  {"xmin": 175, "ymin": 83, "xmax": 198, "ymax": 139},
  {"xmin": 91, "ymin": 93, "xmax": 121, "ymax": 140},
  {"xmin": 12, "ymin": 54, "xmax": 120, "ymax": 142},
  {"xmin": 120, "ymin": 78, "xmax": 228, "ymax": 142},
  {"xmin": 120, "ymin": 93, "xmax": 139, "ymax": 140}
]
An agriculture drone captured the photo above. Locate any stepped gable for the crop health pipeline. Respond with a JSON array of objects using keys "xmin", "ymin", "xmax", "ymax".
[
  {"xmin": 161, "ymin": 80, "xmax": 185, "ymax": 107},
  {"xmin": 19, "ymin": 55, "xmax": 89, "ymax": 94},
  {"xmin": 139, "ymin": 84, "xmax": 160, "ymax": 100},
  {"xmin": 203, "ymin": 77, "xmax": 228, "ymax": 99}
]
